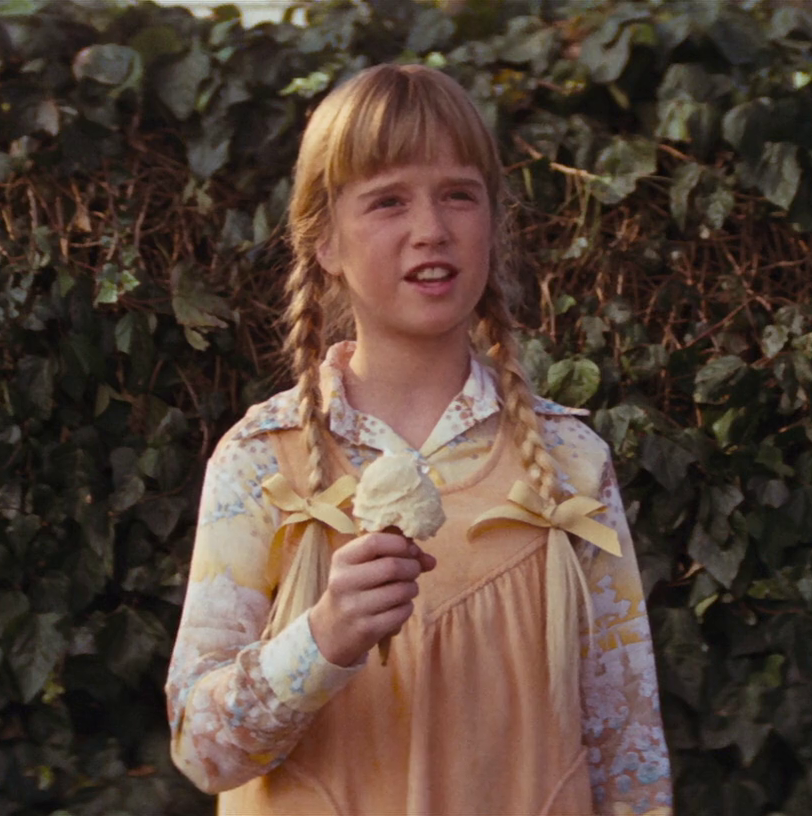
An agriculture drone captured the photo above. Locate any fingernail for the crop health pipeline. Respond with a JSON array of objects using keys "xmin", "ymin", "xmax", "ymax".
[{"xmin": 408, "ymin": 543, "xmax": 419, "ymax": 557}]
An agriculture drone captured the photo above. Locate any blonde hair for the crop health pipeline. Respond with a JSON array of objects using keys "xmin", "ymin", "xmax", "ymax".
[{"xmin": 286, "ymin": 62, "xmax": 560, "ymax": 502}]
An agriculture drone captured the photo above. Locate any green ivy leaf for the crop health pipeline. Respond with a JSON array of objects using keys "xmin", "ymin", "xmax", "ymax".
[
  {"xmin": 546, "ymin": 358, "xmax": 601, "ymax": 407},
  {"xmin": 762, "ymin": 324, "xmax": 790, "ymax": 358},
  {"xmin": 604, "ymin": 298, "xmax": 634, "ymax": 326},
  {"xmin": 593, "ymin": 403, "xmax": 650, "ymax": 452},
  {"xmin": 590, "ymin": 136, "xmax": 657, "ymax": 205},
  {"xmin": 640, "ymin": 434, "xmax": 697, "ymax": 492},
  {"xmin": 94, "ymin": 263, "xmax": 140, "ymax": 306},
  {"xmin": 135, "ymin": 496, "xmax": 186, "ymax": 541},
  {"xmin": 155, "ymin": 41, "xmax": 212, "ymax": 121},
  {"xmin": 651, "ymin": 607, "xmax": 708, "ymax": 708},
  {"xmin": 711, "ymin": 406, "xmax": 746, "ymax": 447},
  {"xmin": 77, "ymin": 499, "xmax": 114, "ymax": 580},
  {"xmin": 219, "ymin": 208, "xmax": 253, "ymax": 251},
  {"xmin": 183, "ymin": 326, "xmax": 209, "ymax": 351},
  {"xmin": 73, "ymin": 44, "xmax": 143, "ymax": 92},
  {"xmin": 0, "ymin": 590, "xmax": 30, "ymax": 636},
  {"xmin": 128, "ymin": 24, "xmax": 185, "ymax": 66},
  {"xmin": 15, "ymin": 354, "xmax": 55, "ymax": 419},
  {"xmin": 5, "ymin": 514, "xmax": 41, "ymax": 561},
  {"xmin": 738, "ymin": 141, "xmax": 801, "ymax": 211},
  {"xmin": 405, "ymin": 7, "xmax": 454, "ymax": 54},
  {"xmin": 747, "ymin": 570, "xmax": 805, "ymax": 602},
  {"xmin": 187, "ymin": 125, "xmax": 233, "ymax": 179},
  {"xmin": 96, "ymin": 607, "xmax": 167, "ymax": 685},
  {"xmin": 554, "ymin": 293, "xmax": 576, "ymax": 315},
  {"xmin": 769, "ymin": 6, "xmax": 812, "ymax": 41},
  {"xmin": 688, "ymin": 523, "xmax": 747, "ymax": 589},
  {"xmin": 114, "ymin": 313, "xmax": 136, "ymax": 354},
  {"xmin": 703, "ymin": 678, "xmax": 772, "ymax": 767},
  {"xmin": 708, "ymin": 7, "xmax": 769, "ymax": 66},
  {"xmin": 497, "ymin": 16, "xmax": 557, "ymax": 73},
  {"xmin": 693, "ymin": 356, "xmax": 746, "ymax": 404},
  {"xmin": 775, "ymin": 304, "xmax": 807, "ymax": 337},
  {"xmin": 580, "ymin": 20, "xmax": 636, "ymax": 84},
  {"xmin": 696, "ymin": 177, "xmax": 735, "ymax": 232},
  {"xmin": 109, "ymin": 447, "xmax": 145, "ymax": 513},
  {"xmin": 280, "ymin": 70, "xmax": 332, "ymax": 98},
  {"xmin": 623, "ymin": 344, "xmax": 668, "ymax": 381},
  {"xmin": 170, "ymin": 262, "xmax": 233, "ymax": 331},
  {"xmin": 755, "ymin": 439, "xmax": 795, "ymax": 478},
  {"xmin": 519, "ymin": 336, "xmax": 552, "ymax": 393},
  {"xmin": 580, "ymin": 315, "xmax": 609, "ymax": 352},
  {"xmin": 8, "ymin": 612, "xmax": 67, "ymax": 703},
  {"xmin": 670, "ymin": 162, "xmax": 702, "ymax": 230}
]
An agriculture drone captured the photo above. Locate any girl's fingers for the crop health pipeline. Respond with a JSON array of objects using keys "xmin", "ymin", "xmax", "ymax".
[
  {"xmin": 336, "ymin": 532, "xmax": 414, "ymax": 565},
  {"xmin": 330, "ymin": 555, "xmax": 422, "ymax": 596},
  {"xmin": 370, "ymin": 604, "xmax": 414, "ymax": 637},
  {"xmin": 417, "ymin": 550, "xmax": 437, "ymax": 572},
  {"xmin": 351, "ymin": 577, "xmax": 420, "ymax": 617},
  {"xmin": 336, "ymin": 533, "xmax": 436, "ymax": 573}
]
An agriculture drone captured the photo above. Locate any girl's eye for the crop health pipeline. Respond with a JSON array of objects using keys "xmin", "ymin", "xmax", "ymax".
[
  {"xmin": 448, "ymin": 189, "xmax": 476, "ymax": 202},
  {"xmin": 373, "ymin": 196, "xmax": 403, "ymax": 209}
]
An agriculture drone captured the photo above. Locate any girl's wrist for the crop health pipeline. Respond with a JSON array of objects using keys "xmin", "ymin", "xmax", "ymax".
[{"xmin": 309, "ymin": 598, "xmax": 363, "ymax": 668}]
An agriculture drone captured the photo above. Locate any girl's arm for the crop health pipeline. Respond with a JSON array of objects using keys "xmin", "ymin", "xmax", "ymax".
[
  {"xmin": 165, "ymin": 433, "xmax": 362, "ymax": 794},
  {"xmin": 580, "ymin": 453, "xmax": 674, "ymax": 816}
]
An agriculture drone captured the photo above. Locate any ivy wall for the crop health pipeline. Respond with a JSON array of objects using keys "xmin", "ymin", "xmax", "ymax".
[{"xmin": 1, "ymin": 1, "xmax": 811, "ymax": 814}]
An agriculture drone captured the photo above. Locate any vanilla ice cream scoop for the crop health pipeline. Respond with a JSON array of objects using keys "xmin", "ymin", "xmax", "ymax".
[
  {"xmin": 354, "ymin": 453, "xmax": 446, "ymax": 540},
  {"xmin": 353, "ymin": 453, "xmax": 445, "ymax": 666}
]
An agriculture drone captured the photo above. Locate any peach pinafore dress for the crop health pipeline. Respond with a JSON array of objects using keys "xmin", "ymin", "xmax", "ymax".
[{"xmin": 218, "ymin": 415, "xmax": 595, "ymax": 816}]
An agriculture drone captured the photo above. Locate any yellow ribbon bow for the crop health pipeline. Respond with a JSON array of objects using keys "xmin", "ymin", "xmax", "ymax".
[
  {"xmin": 468, "ymin": 480, "xmax": 621, "ymax": 721},
  {"xmin": 262, "ymin": 472, "xmax": 358, "ymax": 544},
  {"xmin": 261, "ymin": 473, "xmax": 358, "ymax": 640},
  {"xmin": 468, "ymin": 479, "xmax": 621, "ymax": 557}
]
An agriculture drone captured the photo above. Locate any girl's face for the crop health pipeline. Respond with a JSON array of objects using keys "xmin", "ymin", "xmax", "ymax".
[{"xmin": 317, "ymin": 137, "xmax": 492, "ymax": 350}]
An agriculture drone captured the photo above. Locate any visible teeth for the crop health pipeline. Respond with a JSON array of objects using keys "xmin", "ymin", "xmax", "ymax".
[{"xmin": 414, "ymin": 266, "xmax": 451, "ymax": 281}]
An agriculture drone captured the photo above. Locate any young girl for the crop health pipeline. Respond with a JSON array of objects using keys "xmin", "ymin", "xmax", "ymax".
[{"xmin": 166, "ymin": 64, "xmax": 673, "ymax": 816}]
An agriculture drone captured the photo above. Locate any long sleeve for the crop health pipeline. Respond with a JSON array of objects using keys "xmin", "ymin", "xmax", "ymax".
[
  {"xmin": 165, "ymin": 430, "xmax": 362, "ymax": 794},
  {"xmin": 580, "ymin": 456, "xmax": 673, "ymax": 816}
]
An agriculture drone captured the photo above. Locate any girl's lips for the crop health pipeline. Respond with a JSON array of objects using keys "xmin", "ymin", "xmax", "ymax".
[
  {"xmin": 406, "ymin": 276, "xmax": 457, "ymax": 297},
  {"xmin": 404, "ymin": 263, "xmax": 459, "ymax": 283},
  {"xmin": 404, "ymin": 263, "xmax": 459, "ymax": 296}
]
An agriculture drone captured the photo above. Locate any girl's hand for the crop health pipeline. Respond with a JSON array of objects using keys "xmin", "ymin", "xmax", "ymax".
[{"xmin": 308, "ymin": 533, "xmax": 437, "ymax": 667}]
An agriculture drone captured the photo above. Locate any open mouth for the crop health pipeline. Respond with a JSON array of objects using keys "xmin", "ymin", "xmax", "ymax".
[{"xmin": 406, "ymin": 265, "xmax": 457, "ymax": 283}]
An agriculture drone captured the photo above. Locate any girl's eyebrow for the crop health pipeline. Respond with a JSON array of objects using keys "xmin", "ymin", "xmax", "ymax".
[{"xmin": 356, "ymin": 175, "xmax": 485, "ymax": 201}]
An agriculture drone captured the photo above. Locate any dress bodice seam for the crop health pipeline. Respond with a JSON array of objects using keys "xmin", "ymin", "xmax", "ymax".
[{"xmin": 419, "ymin": 531, "xmax": 548, "ymax": 626}]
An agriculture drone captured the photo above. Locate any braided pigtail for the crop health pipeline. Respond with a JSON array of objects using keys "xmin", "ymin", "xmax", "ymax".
[
  {"xmin": 476, "ymin": 273, "xmax": 593, "ymax": 720},
  {"xmin": 476, "ymin": 274, "xmax": 560, "ymax": 506},
  {"xmin": 284, "ymin": 258, "xmax": 331, "ymax": 494},
  {"xmin": 264, "ymin": 258, "xmax": 333, "ymax": 639}
]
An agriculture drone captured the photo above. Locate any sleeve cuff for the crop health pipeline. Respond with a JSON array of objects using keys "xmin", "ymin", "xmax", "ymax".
[{"xmin": 259, "ymin": 610, "xmax": 366, "ymax": 713}]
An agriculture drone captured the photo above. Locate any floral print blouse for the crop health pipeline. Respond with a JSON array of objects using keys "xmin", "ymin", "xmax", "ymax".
[{"xmin": 166, "ymin": 341, "xmax": 673, "ymax": 815}]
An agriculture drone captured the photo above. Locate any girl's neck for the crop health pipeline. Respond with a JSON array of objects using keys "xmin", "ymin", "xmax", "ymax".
[{"xmin": 345, "ymin": 332, "xmax": 471, "ymax": 450}]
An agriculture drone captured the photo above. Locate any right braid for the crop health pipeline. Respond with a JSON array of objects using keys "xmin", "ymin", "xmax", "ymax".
[
  {"xmin": 284, "ymin": 258, "xmax": 331, "ymax": 495},
  {"xmin": 263, "ymin": 258, "xmax": 334, "ymax": 638},
  {"xmin": 476, "ymin": 274, "xmax": 560, "ymax": 506}
]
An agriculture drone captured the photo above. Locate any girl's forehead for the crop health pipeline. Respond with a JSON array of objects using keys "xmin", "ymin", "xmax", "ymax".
[
  {"xmin": 339, "ymin": 136, "xmax": 484, "ymax": 187},
  {"xmin": 338, "ymin": 159, "xmax": 485, "ymax": 200}
]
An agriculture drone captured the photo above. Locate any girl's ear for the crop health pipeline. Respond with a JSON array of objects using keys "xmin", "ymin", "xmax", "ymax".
[{"xmin": 316, "ymin": 230, "xmax": 341, "ymax": 277}]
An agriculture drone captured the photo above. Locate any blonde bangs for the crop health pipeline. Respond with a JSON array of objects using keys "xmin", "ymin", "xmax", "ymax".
[{"xmin": 322, "ymin": 66, "xmax": 501, "ymax": 203}]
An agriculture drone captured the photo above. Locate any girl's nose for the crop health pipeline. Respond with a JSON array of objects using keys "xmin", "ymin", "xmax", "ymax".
[{"xmin": 411, "ymin": 199, "xmax": 449, "ymax": 246}]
